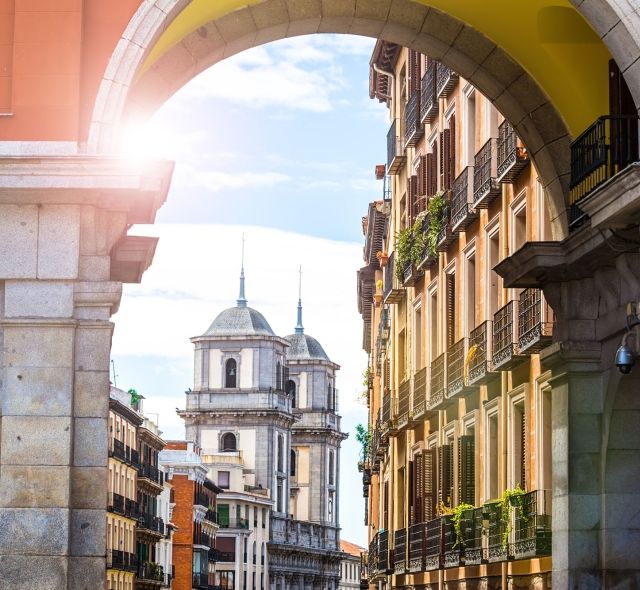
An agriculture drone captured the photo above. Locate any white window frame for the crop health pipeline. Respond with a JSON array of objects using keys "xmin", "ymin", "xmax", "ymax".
[
  {"xmin": 462, "ymin": 83, "xmax": 476, "ymax": 167},
  {"xmin": 484, "ymin": 214, "xmax": 501, "ymax": 320},
  {"xmin": 427, "ymin": 278, "xmax": 439, "ymax": 362},
  {"xmin": 506, "ymin": 383, "xmax": 528, "ymax": 489},
  {"xmin": 483, "ymin": 397, "xmax": 500, "ymax": 502},
  {"xmin": 535, "ymin": 371, "xmax": 552, "ymax": 491},
  {"xmin": 463, "ymin": 240, "xmax": 477, "ymax": 336},
  {"xmin": 412, "ymin": 295, "xmax": 423, "ymax": 372}
]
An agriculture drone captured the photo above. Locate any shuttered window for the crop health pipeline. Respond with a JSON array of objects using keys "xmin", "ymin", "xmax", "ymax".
[
  {"xmin": 458, "ymin": 435, "xmax": 475, "ymax": 505},
  {"xmin": 408, "ymin": 50, "xmax": 421, "ymax": 95},
  {"xmin": 438, "ymin": 444, "xmax": 454, "ymax": 507},
  {"xmin": 409, "ymin": 174, "xmax": 418, "ymax": 224},
  {"xmin": 449, "ymin": 114, "xmax": 456, "ymax": 182},
  {"xmin": 446, "ymin": 272, "xmax": 456, "ymax": 349},
  {"xmin": 520, "ymin": 407, "xmax": 526, "ymax": 489},
  {"xmin": 442, "ymin": 129, "xmax": 451, "ymax": 189},
  {"xmin": 412, "ymin": 449, "xmax": 437, "ymax": 523}
]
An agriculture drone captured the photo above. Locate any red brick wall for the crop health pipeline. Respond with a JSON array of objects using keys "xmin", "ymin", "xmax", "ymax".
[{"xmin": 171, "ymin": 474, "xmax": 195, "ymax": 590}]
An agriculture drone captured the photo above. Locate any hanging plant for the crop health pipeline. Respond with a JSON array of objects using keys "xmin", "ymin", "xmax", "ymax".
[
  {"xmin": 451, "ymin": 503, "xmax": 475, "ymax": 548},
  {"xmin": 425, "ymin": 190, "xmax": 448, "ymax": 259},
  {"xmin": 498, "ymin": 485, "xmax": 528, "ymax": 548},
  {"xmin": 395, "ymin": 226, "xmax": 414, "ymax": 281}
]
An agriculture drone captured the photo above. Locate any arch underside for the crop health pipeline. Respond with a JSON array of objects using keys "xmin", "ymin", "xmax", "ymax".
[{"xmin": 90, "ymin": 0, "xmax": 616, "ymax": 240}]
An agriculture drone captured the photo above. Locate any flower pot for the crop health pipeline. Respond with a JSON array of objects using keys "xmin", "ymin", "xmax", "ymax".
[
  {"xmin": 373, "ymin": 293, "xmax": 383, "ymax": 307},
  {"xmin": 376, "ymin": 251, "xmax": 389, "ymax": 267}
]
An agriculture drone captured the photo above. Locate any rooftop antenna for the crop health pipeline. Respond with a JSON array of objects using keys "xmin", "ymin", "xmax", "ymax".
[
  {"xmin": 295, "ymin": 265, "xmax": 304, "ymax": 334},
  {"xmin": 237, "ymin": 233, "xmax": 247, "ymax": 308},
  {"xmin": 111, "ymin": 359, "xmax": 118, "ymax": 388}
]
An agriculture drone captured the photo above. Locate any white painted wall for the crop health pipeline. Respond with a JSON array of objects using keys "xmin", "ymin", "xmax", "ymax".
[
  {"xmin": 298, "ymin": 371, "xmax": 308, "ymax": 408},
  {"xmin": 209, "ymin": 349, "xmax": 222, "ymax": 388},
  {"xmin": 240, "ymin": 348, "xmax": 253, "ymax": 388}
]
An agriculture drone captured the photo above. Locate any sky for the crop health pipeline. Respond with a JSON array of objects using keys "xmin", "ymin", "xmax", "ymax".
[{"xmin": 111, "ymin": 34, "xmax": 389, "ymax": 547}]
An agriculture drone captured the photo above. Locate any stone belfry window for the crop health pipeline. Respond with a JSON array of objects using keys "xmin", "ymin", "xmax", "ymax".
[
  {"xmin": 221, "ymin": 432, "xmax": 237, "ymax": 452},
  {"xmin": 225, "ymin": 358, "xmax": 237, "ymax": 388}
]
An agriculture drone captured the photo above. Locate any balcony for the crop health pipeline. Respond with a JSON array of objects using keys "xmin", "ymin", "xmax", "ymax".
[
  {"xmin": 138, "ymin": 463, "xmax": 163, "ymax": 490},
  {"xmin": 405, "ymin": 89, "xmax": 423, "ymax": 147},
  {"xmin": 138, "ymin": 562, "xmax": 164, "ymax": 584},
  {"xmin": 107, "ymin": 549, "xmax": 138, "ymax": 572},
  {"xmin": 446, "ymin": 338, "xmax": 477, "ymax": 399},
  {"xmin": 427, "ymin": 352, "xmax": 447, "ymax": 411},
  {"xmin": 393, "ymin": 528, "xmax": 407, "ymax": 574},
  {"xmin": 270, "ymin": 514, "xmax": 339, "ymax": 552},
  {"xmin": 450, "ymin": 166, "xmax": 477, "ymax": 232},
  {"xmin": 492, "ymin": 301, "xmax": 525, "ymax": 370},
  {"xmin": 420, "ymin": 62, "xmax": 438, "ymax": 124},
  {"xmin": 192, "ymin": 572, "xmax": 209, "ymax": 589},
  {"xmin": 473, "ymin": 138, "xmax": 501, "ymax": 208},
  {"xmin": 378, "ymin": 530, "xmax": 390, "ymax": 574},
  {"xmin": 416, "ymin": 214, "xmax": 437, "ymax": 269},
  {"xmin": 435, "ymin": 197, "xmax": 455, "ymax": 251},
  {"xmin": 205, "ymin": 508, "xmax": 219, "ymax": 524},
  {"xmin": 219, "ymin": 518, "xmax": 249, "ymax": 530},
  {"xmin": 387, "ymin": 119, "xmax": 406, "ymax": 175},
  {"xmin": 109, "ymin": 438, "xmax": 126, "ymax": 462},
  {"xmin": 511, "ymin": 489, "xmax": 552, "ymax": 560},
  {"xmin": 411, "ymin": 366, "xmax": 427, "ymax": 422},
  {"xmin": 424, "ymin": 518, "xmax": 441, "ymax": 570},
  {"xmin": 137, "ymin": 512, "xmax": 165, "ymax": 538},
  {"xmin": 195, "ymin": 491, "xmax": 209, "ymax": 508},
  {"xmin": 436, "ymin": 63, "xmax": 458, "ymax": 98},
  {"xmin": 486, "ymin": 501, "xmax": 508, "ymax": 563},
  {"xmin": 383, "ymin": 252, "xmax": 404, "ymax": 304},
  {"xmin": 460, "ymin": 507, "xmax": 485, "ymax": 566},
  {"xmin": 467, "ymin": 320, "xmax": 496, "ymax": 385},
  {"xmin": 368, "ymin": 535, "xmax": 380, "ymax": 579},
  {"xmin": 108, "ymin": 492, "xmax": 125, "ymax": 516},
  {"xmin": 518, "ymin": 288, "xmax": 553, "ymax": 354},
  {"xmin": 569, "ymin": 115, "xmax": 639, "ymax": 230},
  {"xmin": 210, "ymin": 548, "xmax": 235, "ymax": 562},
  {"xmin": 401, "ymin": 259, "xmax": 422, "ymax": 287},
  {"xmin": 407, "ymin": 522, "xmax": 425, "ymax": 572},
  {"xmin": 497, "ymin": 120, "xmax": 529, "ymax": 183},
  {"xmin": 396, "ymin": 379, "xmax": 411, "ymax": 431},
  {"xmin": 442, "ymin": 515, "xmax": 462, "ymax": 568}
]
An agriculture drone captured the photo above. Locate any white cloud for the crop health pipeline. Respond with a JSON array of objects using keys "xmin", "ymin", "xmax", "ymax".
[{"xmin": 172, "ymin": 164, "xmax": 291, "ymax": 191}]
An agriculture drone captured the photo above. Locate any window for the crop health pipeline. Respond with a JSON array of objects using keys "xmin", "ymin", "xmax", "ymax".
[
  {"xmin": 464, "ymin": 247, "xmax": 476, "ymax": 333},
  {"xmin": 428, "ymin": 282, "xmax": 438, "ymax": 361},
  {"xmin": 277, "ymin": 435, "xmax": 284, "ymax": 473},
  {"xmin": 508, "ymin": 384, "xmax": 528, "ymax": 490},
  {"xmin": 221, "ymin": 432, "xmax": 237, "ymax": 452},
  {"xmin": 486, "ymin": 218, "xmax": 501, "ymax": 318},
  {"xmin": 286, "ymin": 380, "xmax": 296, "ymax": 408},
  {"xmin": 262, "ymin": 508, "xmax": 266, "ymax": 528},
  {"xmin": 277, "ymin": 481, "xmax": 283, "ymax": 513},
  {"xmin": 327, "ymin": 383, "xmax": 334, "ymax": 410},
  {"xmin": 328, "ymin": 450, "xmax": 335, "ymax": 485},
  {"xmin": 445, "ymin": 266, "xmax": 456, "ymax": 349},
  {"xmin": 463, "ymin": 85, "xmax": 476, "ymax": 167},
  {"xmin": 276, "ymin": 361, "xmax": 282, "ymax": 391},
  {"xmin": 484, "ymin": 401, "xmax": 499, "ymax": 501},
  {"xmin": 218, "ymin": 504, "xmax": 229, "ymax": 527},
  {"xmin": 225, "ymin": 358, "xmax": 237, "ymax": 388},
  {"xmin": 218, "ymin": 471, "xmax": 230, "ymax": 489},
  {"xmin": 414, "ymin": 303, "xmax": 423, "ymax": 370},
  {"xmin": 290, "ymin": 449, "xmax": 296, "ymax": 477}
]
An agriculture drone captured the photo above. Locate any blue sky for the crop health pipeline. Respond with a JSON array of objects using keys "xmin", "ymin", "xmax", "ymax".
[{"xmin": 112, "ymin": 34, "xmax": 389, "ymax": 546}]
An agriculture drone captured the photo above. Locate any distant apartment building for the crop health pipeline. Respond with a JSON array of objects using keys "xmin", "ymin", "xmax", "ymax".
[
  {"xmin": 107, "ymin": 387, "xmax": 173, "ymax": 590},
  {"xmin": 160, "ymin": 440, "xmax": 222, "ymax": 590},
  {"xmin": 339, "ymin": 541, "xmax": 365, "ymax": 590},
  {"xmin": 358, "ymin": 42, "xmax": 553, "ymax": 590}
]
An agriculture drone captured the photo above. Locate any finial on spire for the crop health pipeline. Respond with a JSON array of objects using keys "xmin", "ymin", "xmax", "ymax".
[
  {"xmin": 237, "ymin": 233, "xmax": 247, "ymax": 308},
  {"xmin": 295, "ymin": 265, "xmax": 304, "ymax": 334}
]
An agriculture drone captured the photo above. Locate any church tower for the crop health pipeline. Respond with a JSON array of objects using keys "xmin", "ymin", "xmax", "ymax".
[{"xmin": 284, "ymin": 270, "xmax": 348, "ymax": 526}]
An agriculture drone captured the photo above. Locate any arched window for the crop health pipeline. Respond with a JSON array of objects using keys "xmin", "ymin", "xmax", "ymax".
[
  {"xmin": 221, "ymin": 432, "xmax": 237, "ymax": 452},
  {"xmin": 290, "ymin": 449, "xmax": 296, "ymax": 477},
  {"xmin": 327, "ymin": 383, "xmax": 334, "ymax": 410},
  {"xmin": 225, "ymin": 358, "xmax": 237, "ymax": 388},
  {"xmin": 277, "ymin": 434, "xmax": 284, "ymax": 472},
  {"xmin": 276, "ymin": 361, "xmax": 282, "ymax": 391},
  {"xmin": 329, "ymin": 450, "xmax": 335, "ymax": 485},
  {"xmin": 286, "ymin": 380, "xmax": 296, "ymax": 408}
]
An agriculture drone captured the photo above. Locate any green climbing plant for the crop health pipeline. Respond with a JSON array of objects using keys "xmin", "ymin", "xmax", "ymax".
[
  {"xmin": 395, "ymin": 225, "xmax": 414, "ymax": 281},
  {"xmin": 128, "ymin": 388, "xmax": 141, "ymax": 409},
  {"xmin": 425, "ymin": 190, "xmax": 448, "ymax": 260},
  {"xmin": 498, "ymin": 485, "xmax": 527, "ymax": 548},
  {"xmin": 451, "ymin": 503, "xmax": 475, "ymax": 548},
  {"xmin": 355, "ymin": 423, "xmax": 372, "ymax": 461}
]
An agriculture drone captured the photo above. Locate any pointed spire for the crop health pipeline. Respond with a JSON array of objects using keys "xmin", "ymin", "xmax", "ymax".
[
  {"xmin": 295, "ymin": 265, "xmax": 304, "ymax": 334},
  {"xmin": 237, "ymin": 233, "xmax": 247, "ymax": 308}
]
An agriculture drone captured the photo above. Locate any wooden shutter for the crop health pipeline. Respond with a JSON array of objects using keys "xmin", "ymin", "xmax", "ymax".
[
  {"xmin": 384, "ymin": 357, "xmax": 390, "ymax": 388},
  {"xmin": 423, "ymin": 448, "xmax": 437, "ymax": 522},
  {"xmin": 425, "ymin": 153, "xmax": 434, "ymax": 198},
  {"xmin": 438, "ymin": 444, "xmax": 454, "ymax": 507},
  {"xmin": 431, "ymin": 141, "xmax": 438, "ymax": 195},
  {"xmin": 420, "ymin": 155, "xmax": 427, "ymax": 197},
  {"xmin": 446, "ymin": 273, "xmax": 456, "ymax": 349},
  {"xmin": 415, "ymin": 452, "xmax": 424, "ymax": 524},
  {"xmin": 520, "ymin": 408, "xmax": 527, "ymax": 489},
  {"xmin": 409, "ymin": 50, "xmax": 420, "ymax": 95},
  {"xmin": 410, "ymin": 174, "xmax": 418, "ymax": 223},
  {"xmin": 449, "ymin": 114, "xmax": 456, "ymax": 182},
  {"xmin": 383, "ymin": 481, "xmax": 389, "ymax": 530},
  {"xmin": 439, "ymin": 131, "xmax": 445, "ymax": 189},
  {"xmin": 458, "ymin": 435, "xmax": 475, "ymax": 505},
  {"xmin": 409, "ymin": 458, "xmax": 416, "ymax": 525},
  {"xmin": 443, "ymin": 129, "xmax": 451, "ymax": 190}
]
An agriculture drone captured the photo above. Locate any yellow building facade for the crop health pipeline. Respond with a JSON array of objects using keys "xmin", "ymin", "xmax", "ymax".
[{"xmin": 358, "ymin": 42, "xmax": 554, "ymax": 590}]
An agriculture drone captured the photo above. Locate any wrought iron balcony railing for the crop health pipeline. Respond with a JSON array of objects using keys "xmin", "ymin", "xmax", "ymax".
[
  {"xmin": 450, "ymin": 166, "xmax": 477, "ymax": 233},
  {"xmin": 393, "ymin": 528, "xmax": 407, "ymax": 573},
  {"xmin": 486, "ymin": 501, "xmax": 508, "ymax": 563},
  {"xmin": 512, "ymin": 489, "xmax": 552, "ymax": 560},
  {"xmin": 420, "ymin": 62, "xmax": 438, "ymax": 124},
  {"xmin": 109, "ymin": 438, "xmax": 126, "ymax": 461},
  {"xmin": 416, "ymin": 213, "xmax": 437, "ymax": 269},
  {"xmin": 383, "ymin": 252, "xmax": 404, "ymax": 304},
  {"xmin": 405, "ymin": 89, "xmax": 423, "ymax": 147},
  {"xmin": 138, "ymin": 463, "xmax": 163, "ymax": 487},
  {"xmin": 460, "ymin": 507, "xmax": 485, "ymax": 566},
  {"xmin": 442, "ymin": 515, "xmax": 462, "ymax": 568},
  {"xmin": 138, "ymin": 512, "xmax": 165, "ymax": 536},
  {"xmin": 569, "ymin": 115, "xmax": 639, "ymax": 230},
  {"xmin": 408, "ymin": 522, "xmax": 425, "ymax": 572},
  {"xmin": 446, "ymin": 338, "xmax": 476, "ymax": 399},
  {"xmin": 424, "ymin": 518, "xmax": 441, "ymax": 570},
  {"xmin": 219, "ymin": 518, "xmax": 249, "ymax": 530},
  {"xmin": 378, "ymin": 530, "xmax": 390, "ymax": 574},
  {"xmin": 107, "ymin": 549, "xmax": 138, "ymax": 572},
  {"xmin": 492, "ymin": 301, "xmax": 525, "ymax": 370},
  {"xmin": 497, "ymin": 120, "xmax": 529, "ymax": 182},
  {"xmin": 368, "ymin": 534, "xmax": 380, "ymax": 579},
  {"xmin": 387, "ymin": 118, "xmax": 406, "ymax": 175},
  {"xmin": 138, "ymin": 561, "xmax": 164, "ymax": 582},
  {"xmin": 396, "ymin": 379, "xmax": 411, "ymax": 431},
  {"xmin": 411, "ymin": 366, "xmax": 427, "ymax": 421},
  {"xmin": 108, "ymin": 492, "xmax": 125, "ymax": 515},
  {"xmin": 428, "ymin": 352, "xmax": 447, "ymax": 410},
  {"xmin": 473, "ymin": 138, "xmax": 501, "ymax": 207},
  {"xmin": 467, "ymin": 320, "xmax": 496, "ymax": 385},
  {"xmin": 435, "ymin": 197, "xmax": 454, "ymax": 251},
  {"xmin": 436, "ymin": 63, "xmax": 458, "ymax": 98},
  {"xmin": 518, "ymin": 288, "xmax": 554, "ymax": 354}
]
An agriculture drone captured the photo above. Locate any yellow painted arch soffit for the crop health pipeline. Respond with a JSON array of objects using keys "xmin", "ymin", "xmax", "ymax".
[{"xmin": 142, "ymin": 0, "xmax": 611, "ymax": 137}]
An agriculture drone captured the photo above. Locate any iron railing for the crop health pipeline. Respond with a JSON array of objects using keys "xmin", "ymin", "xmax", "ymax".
[
  {"xmin": 138, "ymin": 463, "xmax": 163, "ymax": 486},
  {"xmin": 468, "ymin": 320, "xmax": 494, "ymax": 385},
  {"xmin": 110, "ymin": 438, "xmax": 126, "ymax": 461},
  {"xmin": 446, "ymin": 338, "xmax": 470, "ymax": 398},
  {"xmin": 420, "ymin": 61, "xmax": 438, "ymax": 123},
  {"xmin": 138, "ymin": 562, "xmax": 164, "ymax": 582},
  {"xmin": 428, "ymin": 352, "xmax": 446, "ymax": 410},
  {"xmin": 518, "ymin": 288, "xmax": 553, "ymax": 353},
  {"xmin": 378, "ymin": 530, "xmax": 390, "ymax": 574},
  {"xmin": 412, "ymin": 366, "xmax": 427, "ymax": 420},
  {"xmin": 107, "ymin": 550, "xmax": 138, "ymax": 572},
  {"xmin": 512, "ymin": 489, "xmax": 552, "ymax": 559},
  {"xmin": 492, "ymin": 301, "xmax": 523, "ymax": 370},
  {"xmin": 436, "ymin": 63, "xmax": 458, "ymax": 98},
  {"xmin": 393, "ymin": 528, "xmax": 406, "ymax": 573},
  {"xmin": 138, "ymin": 512, "xmax": 165, "ymax": 536},
  {"xmin": 219, "ymin": 518, "xmax": 249, "ymax": 530},
  {"xmin": 397, "ymin": 379, "xmax": 410, "ymax": 430},
  {"xmin": 417, "ymin": 213, "xmax": 437, "ymax": 268},
  {"xmin": 569, "ymin": 115, "xmax": 639, "ymax": 229},
  {"xmin": 387, "ymin": 119, "xmax": 406, "ymax": 175},
  {"xmin": 497, "ymin": 120, "xmax": 529, "ymax": 182},
  {"xmin": 424, "ymin": 518, "xmax": 441, "ymax": 570},
  {"xmin": 473, "ymin": 138, "xmax": 500, "ymax": 207},
  {"xmin": 442, "ymin": 515, "xmax": 462, "ymax": 568},
  {"xmin": 383, "ymin": 252, "xmax": 404, "ymax": 304},
  {"xmin": 450, "ymin": 166, "xmax": 477, "ymax": 232},
  {"xmin": 408, "ymin": 523, "xmax": 425, "ymax": 572},
  {"xmin": 405, "ymin": 90, "xmax": 423, "ymax": 147},
  {"xmin": 435, "ymin": 198, "xmax": 454, "ymax": 251}
]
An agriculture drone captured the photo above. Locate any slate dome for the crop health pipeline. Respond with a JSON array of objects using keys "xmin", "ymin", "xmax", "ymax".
[
  {"xmin": 204, "ymin": 306, "xmax": 275, "ymax": 337},
  {"xmin": 285, "ymin": 332, "xmax": 330, "ymax": 361}
]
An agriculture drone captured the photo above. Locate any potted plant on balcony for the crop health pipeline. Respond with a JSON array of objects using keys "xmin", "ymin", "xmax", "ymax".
[
  {"xmin": 425, "ymin": 190, "xmax": 447, "ymax": 259},
  {"xmin": 373, "ymin": 279, "xmax": 383, "ymax": 307},
  {"xmin": 376, "ymin": 250, "xmax": 389, "ymax": 267}
]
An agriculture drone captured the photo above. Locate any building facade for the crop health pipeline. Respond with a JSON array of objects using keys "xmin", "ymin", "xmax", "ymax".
[
  {"xmin": 179, "ymin": 270, "xmax": 346, "ymax": 590},
  {"xmin": 338, "ymin": 541, "xmax": 366, "ymax": 590},
  {"xmin": 359, "ymin": 42, "xmax": 553, "ymax": 590},
  {"xmin": 159, "ymin": 440, "xmax": 221, "ymax": 590}
]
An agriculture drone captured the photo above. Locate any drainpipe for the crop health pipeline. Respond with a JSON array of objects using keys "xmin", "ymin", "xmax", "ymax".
[{"xmin": 372, "ymin": 63, "xmax": 394, "ymax": 103}]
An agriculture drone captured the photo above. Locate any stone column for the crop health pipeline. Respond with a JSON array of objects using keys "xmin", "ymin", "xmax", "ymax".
[{"xmin": 0, "ymin": 156, "xmax": 171, "ymax": 589}]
